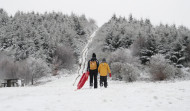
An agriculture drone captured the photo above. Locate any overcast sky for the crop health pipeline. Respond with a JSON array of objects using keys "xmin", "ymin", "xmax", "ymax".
[{"xmin": 0, "ymin": 0, "xmax": 190, "ymax": 28}]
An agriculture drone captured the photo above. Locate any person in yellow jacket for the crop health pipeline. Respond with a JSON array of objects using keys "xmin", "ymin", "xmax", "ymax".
[{"xmin": 98, "ymin": 58, "xmax": 111, "ymax": 88}]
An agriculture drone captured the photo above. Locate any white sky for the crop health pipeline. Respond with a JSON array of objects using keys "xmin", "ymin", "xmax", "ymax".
[{"xmin": 0, "ymin": 0, "xmax": 190, "ymax": 28}]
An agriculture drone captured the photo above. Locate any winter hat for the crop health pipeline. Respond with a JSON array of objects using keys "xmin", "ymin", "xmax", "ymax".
[
  {"xmin": 92, "ymin": 53, "xmax": 96, "ymax": 58},
  {"xmin": 102, "ymin": 58, "xmax": 106, "ymax": 62}
]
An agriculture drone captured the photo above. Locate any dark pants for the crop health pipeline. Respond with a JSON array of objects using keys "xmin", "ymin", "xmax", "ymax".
[
  {"xmin": 100, "ymin": 76, "xmax": 107, "ymax": 88},
  {"xmin": 89, "ymin": 70, "xmax": 98, "ymax": 88}
]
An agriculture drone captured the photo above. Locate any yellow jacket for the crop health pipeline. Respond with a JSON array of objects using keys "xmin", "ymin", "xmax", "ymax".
[{"xmin": 98, "ymin": 62, "xmax": 111, "ymax": 76}]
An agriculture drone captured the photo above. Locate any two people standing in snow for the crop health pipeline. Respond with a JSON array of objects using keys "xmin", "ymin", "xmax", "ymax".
[{"xmin": 87, "ymin": 53, "xmax": 111, "ymax": 89}]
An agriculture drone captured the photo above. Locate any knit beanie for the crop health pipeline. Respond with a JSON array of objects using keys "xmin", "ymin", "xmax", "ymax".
[
  {"xmin": 92, "ymin": 53, "xmax": 96, "ymax": 58},
  {"xmin": 102, "ymin": 58, "xmax": 106, "ymax": 62}
]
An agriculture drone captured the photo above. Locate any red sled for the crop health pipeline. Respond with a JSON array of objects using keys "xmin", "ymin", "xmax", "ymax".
[{"xmin": 77, "ymin": 71, "xmax": 89, "ymax": 90}]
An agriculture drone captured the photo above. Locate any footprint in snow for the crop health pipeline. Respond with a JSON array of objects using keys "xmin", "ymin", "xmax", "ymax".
[
  {"xmin": 168, "ymin": 101, "xmax": 172, "ymax": 104},
  {"xmin": 153, "ymin": 96, "xmax": 158, "ymax": 100},
  {"xmin": 103, "ymin": 99, "xmax": 107, "ymax": 102}
]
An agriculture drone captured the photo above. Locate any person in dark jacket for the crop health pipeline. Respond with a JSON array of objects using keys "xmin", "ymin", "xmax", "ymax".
[{"xmin": 87, "ymin": 53, "xmax": 99, "ymax": 88}]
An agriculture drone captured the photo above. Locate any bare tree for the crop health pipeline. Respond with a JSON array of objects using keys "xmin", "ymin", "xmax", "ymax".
[
  {"xmin": 131, "ymin": 35, "xmax": 146, "ymax": 56},
  {"xmin": 52, "ymin": 45, "xmax": 75, "ymax": 75},
  {"xmin": 28, "ymin": 59, "xmax": 47, "ymax": 85},
  {"xmin": 0, "ymin": 57, "xmax": 18, "ymax": 79}
]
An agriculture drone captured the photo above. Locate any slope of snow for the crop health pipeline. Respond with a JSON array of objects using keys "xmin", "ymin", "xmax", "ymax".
[{"xmin": 0, "ymin": 76, "xmax": 190, "ymax": 111}]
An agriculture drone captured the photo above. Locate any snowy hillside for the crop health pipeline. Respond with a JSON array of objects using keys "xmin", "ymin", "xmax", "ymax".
[
  {"xmin": 0, "ymin": 28, "xmax": 190, "ymax": 111},
  {"xmin": 1, "ymin": 11, "xmax": 190, "ymax": 111},
  {"xmin": 0, "ymin": 75, "xmax": 190, "ymax": 111}
]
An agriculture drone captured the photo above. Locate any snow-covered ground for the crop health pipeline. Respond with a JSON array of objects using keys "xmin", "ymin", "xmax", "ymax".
[{"xmin": 0, "ymin": 75, "xmax": 190, "ymax": 111}]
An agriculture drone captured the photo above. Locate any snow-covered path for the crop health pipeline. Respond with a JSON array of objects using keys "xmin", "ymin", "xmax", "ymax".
[
  {"xmin": 73, "ymin": 30, "xmax": 97, "ymax": 86},
  {"xmin": 0, "ymin": 30, "xmax": 190, "ymax": 111},
  {"xmin": 78, "ymin": 30, "xmax": 97, "ymax": 75}
]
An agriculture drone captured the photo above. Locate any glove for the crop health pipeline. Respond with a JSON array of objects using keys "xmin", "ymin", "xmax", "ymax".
[{"xmin": 109, "ymin": 73, "xmax": 111, "ymax": 77}]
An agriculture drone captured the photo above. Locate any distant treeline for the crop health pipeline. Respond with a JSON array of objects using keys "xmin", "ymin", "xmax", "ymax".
[{"xmin": 0, "ymin": 8, "xmax": 97, "ymax": 62}]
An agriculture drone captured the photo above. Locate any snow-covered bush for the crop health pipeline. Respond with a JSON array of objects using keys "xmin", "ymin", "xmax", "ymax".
[
  {"xmin": 149, "ymin": 54, "xmax": 180, "ymax": 80},
  {"xmin": 108, "ymin": 48, "xmax": 128, "ymax": 64},
  {"xmin": 181, "ymin": 68, "xmax": 190, "ymax": 80},
  {"xmin": 111, "ymin": 62, "xmax": 139, "ymax": 82},
  {"xmin": 121, "ymin": 63, "xmax": 139, "ymax": 82},
  {"xmin": 108, "ymin": 48, "xmax": 141, "ymax": 82},
  {"xmin": 110, "ymin": 62, "xmax": 123, "ymax": 80},
  {"xmin": 108, "ymin": 48, "xmax": 140, "ymax": 65}
]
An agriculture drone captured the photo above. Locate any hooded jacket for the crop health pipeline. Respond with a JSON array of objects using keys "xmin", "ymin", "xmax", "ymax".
[{"xmin": 98, "ymin": 62, "xmax": 111, "ymax": 76}]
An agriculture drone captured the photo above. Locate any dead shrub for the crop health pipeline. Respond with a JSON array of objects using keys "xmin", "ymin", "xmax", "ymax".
[
  {"xmin": 149, "ymin": 54, "xmax": 177, "ymax": 80},
  {"xmin": 110, "ymin": 62, "xmax": 123, "ymax": 80}
]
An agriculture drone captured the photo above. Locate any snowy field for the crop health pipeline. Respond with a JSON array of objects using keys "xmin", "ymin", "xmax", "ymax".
[{"xmin": 0, "ymin": 74, "xmax": 190, "ymax": 111}]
